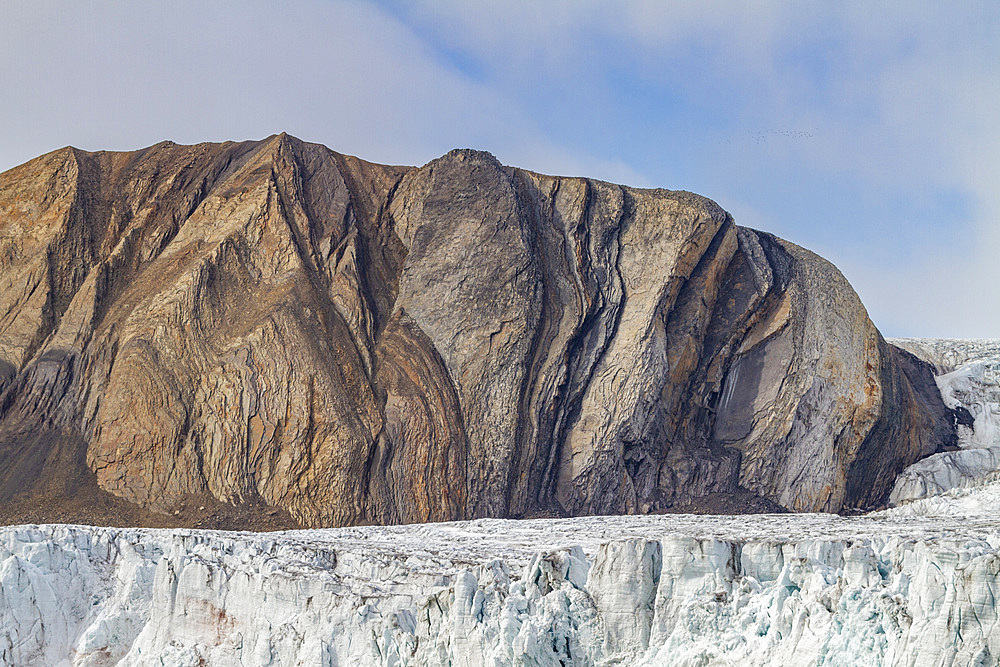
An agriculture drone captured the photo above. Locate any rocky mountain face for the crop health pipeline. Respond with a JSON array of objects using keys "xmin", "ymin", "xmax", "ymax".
[{"xmin": 0, "ymin": 135, "xmax": 954, "ymax": 527}]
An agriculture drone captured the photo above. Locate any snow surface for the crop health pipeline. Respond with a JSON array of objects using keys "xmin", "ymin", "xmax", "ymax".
[
  {"xmin": 890, "ymin": 338, "xmax": 1000, "ymax": 374},
  {"xmin": 889, "ymin": 338, "xmax": 1000, "ymax": 505},
  {"xmin": 4, "ymin": 509, "xmax": 1000, "ymax": 666}
]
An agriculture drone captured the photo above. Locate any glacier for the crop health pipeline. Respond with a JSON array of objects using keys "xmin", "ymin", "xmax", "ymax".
[
  {"xmin": 889, "ymin": 339, "xmax": 1000, "ymax": 505},
  {"xmin": 4, "ymin": 508, "xmax": 1000, "ymax": 666}
]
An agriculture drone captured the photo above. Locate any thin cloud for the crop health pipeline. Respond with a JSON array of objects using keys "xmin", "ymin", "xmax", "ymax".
[
  {"xmin": 2, "ymin": 1, "xmax": 998, "ymax": 335},
  {"xmin": 391, "ymin": 1, "xmax": 1000, "ymax": 336}
]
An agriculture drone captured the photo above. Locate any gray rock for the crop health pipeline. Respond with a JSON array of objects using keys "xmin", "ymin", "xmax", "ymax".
[{"xmin": 0, "ymin": 135, "xmax": 953, "ymax": 526}]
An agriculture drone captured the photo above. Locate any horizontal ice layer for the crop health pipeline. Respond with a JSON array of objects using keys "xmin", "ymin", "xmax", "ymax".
[
  {"xmin": 890, "ymin": 338, "xmax": 1000, "ymax": 375},
  {"xmin": 3, "ymin": 513, "xmax": 1000, "ymax": 666},
  {"xmin": 889, "ymin": 339, "xmax": 1000, "ymax": 504},
  {"xmin": 879, "ymin": 477, "xmax": 1000, "ymax": 519},
  {"xmin": 889, "ymin": 446, "xmax": 1000, "ymax": 505}
]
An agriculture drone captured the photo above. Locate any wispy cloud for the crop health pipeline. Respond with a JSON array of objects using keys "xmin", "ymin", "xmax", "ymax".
[
  {"xmin": 0, "ymin": 0, "xmax": 628, "ymax": 178},
  {"xmin": 2, "ymin": 1, "xmax": 997, "ymax": 335},
  {"xmin": 386, "ymin": 0, "xmax": 1000, "ymax": 336}
]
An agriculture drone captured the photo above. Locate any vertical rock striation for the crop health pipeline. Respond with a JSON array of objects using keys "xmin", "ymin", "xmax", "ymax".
[{"xmin": 0, "ymin": 135, "xmax": 952, "ymax": 526}]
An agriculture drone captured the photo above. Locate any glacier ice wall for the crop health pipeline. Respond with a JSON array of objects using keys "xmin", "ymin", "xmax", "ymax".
[
  {"xmin": 890, "ymin": 339, "xmax": 1000, "ymax": 504},
  {"xmin": 3, "ymin": 514, "xmax": 1000, "ymax": 666}
]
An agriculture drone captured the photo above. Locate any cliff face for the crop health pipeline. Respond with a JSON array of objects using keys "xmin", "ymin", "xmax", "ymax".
[
  {"xmin": 5, "ymin": 515, "xmax": 1000, "ymax": 666},
  {"xmin": 0, "ymin": 135, "xmax": 951, "ymax": 527}
]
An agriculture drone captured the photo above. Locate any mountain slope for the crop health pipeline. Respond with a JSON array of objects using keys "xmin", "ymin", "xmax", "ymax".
[{"xmin": 0, "ymin": 135, "xmax": 953, "ymax": 527}]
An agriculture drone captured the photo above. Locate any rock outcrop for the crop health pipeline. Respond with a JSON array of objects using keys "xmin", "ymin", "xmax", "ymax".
[{"xmin": 0, "ymin": 135, "xmax": 953, "ymax": 526}]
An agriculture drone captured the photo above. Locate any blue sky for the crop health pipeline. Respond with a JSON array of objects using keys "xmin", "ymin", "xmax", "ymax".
[{"xmin": 2, "ymin": 1, "xmax": 998, "ymax": 336}]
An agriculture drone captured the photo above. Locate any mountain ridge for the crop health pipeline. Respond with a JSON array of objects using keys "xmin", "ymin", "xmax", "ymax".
[{"xmin": 0, "ymin": 134, "xmax": 955, "ymax": 528}]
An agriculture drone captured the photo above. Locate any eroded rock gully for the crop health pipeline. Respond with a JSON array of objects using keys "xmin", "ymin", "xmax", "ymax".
[{"xmin": 0, "ymin": 135, "xmax": 953, "ymax": 527}]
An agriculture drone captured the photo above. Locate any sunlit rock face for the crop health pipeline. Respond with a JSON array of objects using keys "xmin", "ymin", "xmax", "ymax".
[
  {"xmin": 3, "ymin": 513, "xmax": 1000, "ymax": 666},
  {"xmin": 889, "ymin": 339, "xmax": 1000, "ymax": 504},
  {"xmin": 0, "ymin": 136, "xmax": 952, "ymax": 526}
]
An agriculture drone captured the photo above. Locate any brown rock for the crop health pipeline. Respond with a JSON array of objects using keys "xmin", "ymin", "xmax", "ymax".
[{"xmin": 0, "ymin": 135, "xmax": 953, "ymax": 527}]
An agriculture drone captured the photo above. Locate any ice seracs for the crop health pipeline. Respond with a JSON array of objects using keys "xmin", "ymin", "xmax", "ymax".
[
  {"xmin": 889, "ymin": 338, "xmax": 1000, "ymax": 505},
  {"xmin": 4, "ymin": 512, "xmax": 1000, "ymax": 666}
]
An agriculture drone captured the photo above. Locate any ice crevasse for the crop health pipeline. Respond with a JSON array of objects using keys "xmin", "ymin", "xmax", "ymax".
[{"xmin": 3, "ymin": 513, "xmax": 1000, "ymax": 666}]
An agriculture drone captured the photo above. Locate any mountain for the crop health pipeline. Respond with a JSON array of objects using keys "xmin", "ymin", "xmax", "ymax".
[{"xmin": 0, "ymin": 134, "xmax": 955, "ymax": 528}]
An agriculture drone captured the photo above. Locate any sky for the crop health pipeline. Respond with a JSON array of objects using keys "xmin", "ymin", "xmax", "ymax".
[{"xmin": 1, "ymin": 1, "xmax": 997, "ymax": 337}]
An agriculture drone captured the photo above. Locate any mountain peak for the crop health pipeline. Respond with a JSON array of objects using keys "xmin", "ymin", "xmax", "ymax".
[{"xmin": 0, "ymin": 139, "xmax": 954, "ymax": 528}]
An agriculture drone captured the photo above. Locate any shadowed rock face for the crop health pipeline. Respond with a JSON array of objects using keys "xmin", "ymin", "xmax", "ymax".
[{"xmin": 0, "ymin": 135, "xmax": 952, "ymax": 526}]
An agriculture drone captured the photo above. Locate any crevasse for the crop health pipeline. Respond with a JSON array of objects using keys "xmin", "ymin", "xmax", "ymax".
[{"xmin": 3, "ymin": 513, "xmax": 1000, "ymax": 666}]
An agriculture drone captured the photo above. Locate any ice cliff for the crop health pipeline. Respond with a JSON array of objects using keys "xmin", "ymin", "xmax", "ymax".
[
  {"xmin": 4, "ymin": 508, "xmax": 1000, "ymax": 666},
  {"xmin": 889, "ymin": 339, "xmax": 1000, "ymax": 504}
]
